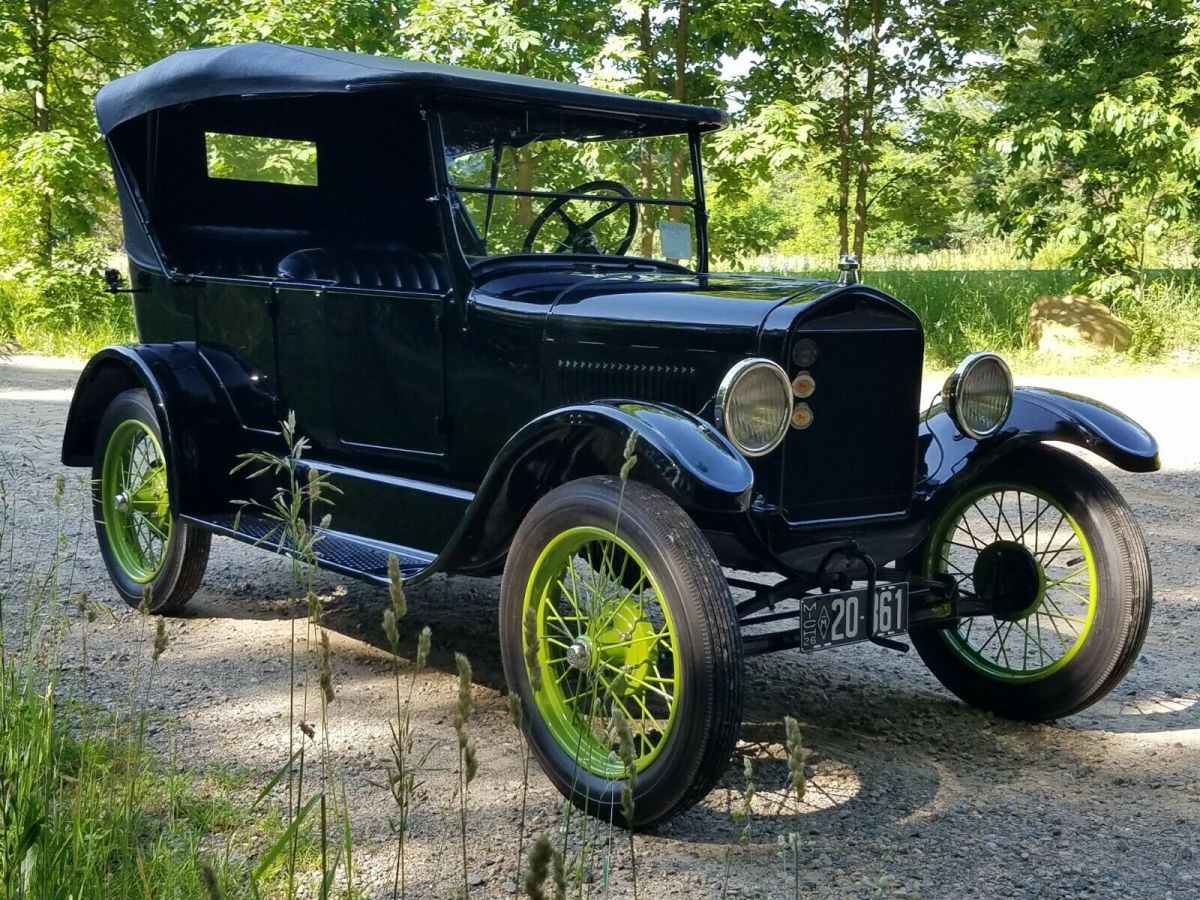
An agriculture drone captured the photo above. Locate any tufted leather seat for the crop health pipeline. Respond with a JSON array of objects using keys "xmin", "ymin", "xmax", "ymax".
[{"xmin": 277, "ymin": 246, "xmax": 448, "ymax": 294}]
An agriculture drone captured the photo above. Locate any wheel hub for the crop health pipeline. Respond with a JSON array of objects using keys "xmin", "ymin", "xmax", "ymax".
[
  {"xmin": 114, "ymin": 491, "xmax": 131, "ymax": 513},
  {"xmin": 566, "ymin": 637, "xmax": 593, "ymax": 671},
  {"xmin": 973, "ymin": 540, "xmax": 1044, "ymax": 621}
]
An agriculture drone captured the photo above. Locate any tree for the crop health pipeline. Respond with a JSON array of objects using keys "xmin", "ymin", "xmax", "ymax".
[
  {"xmin": 975, "ymin": 0, "xmax": 1200, "ymax": 299},
  {"xmin": 734, "ymin": 0, "xmax": 1006, "ymax": 266},
  {"xmin": 0, "ymin": 0, "xmax": 200, "ymax": 329}
]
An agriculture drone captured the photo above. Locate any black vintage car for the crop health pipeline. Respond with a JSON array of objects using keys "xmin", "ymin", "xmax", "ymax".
[{"xmin": 67, "ymin": 43, "xmax": 1158, "ymax": 826}]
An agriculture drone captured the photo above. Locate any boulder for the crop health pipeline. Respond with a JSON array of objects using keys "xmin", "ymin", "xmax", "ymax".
[{"xmin": 1027, "ymin": 294, "xmax": 1131, "ymax": 358}]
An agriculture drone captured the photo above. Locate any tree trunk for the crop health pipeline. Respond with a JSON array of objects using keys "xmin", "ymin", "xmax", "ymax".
[
  {"xmin": 638, "ymin": 2, "xmax": 658, "ymax": 257},
  {"xmin": 514, "ymin": 0, "xmax": 534, "ymax": 228},
  {"xmin": 515, "ymin": 150, "xmax": 534, "ymax": 228},
  {"xmin": 28, "ymin": 0, "xmax": 54, "ymax": 269},
  {"xmin": 668, "ymin": 0, "xmax": 689, "ymax": 225},
  {"xmin": 836, "ymin": 0, "xmax": 853, "ymax": 259},
  {"xmin": 852, "ymin": 0, "xmax": 883, "ymax": 263}
]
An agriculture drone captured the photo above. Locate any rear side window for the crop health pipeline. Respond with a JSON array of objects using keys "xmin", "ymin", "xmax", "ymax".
[{"xmin": 205, "ymin": 133, "xmax": 318, "ymax": 186}]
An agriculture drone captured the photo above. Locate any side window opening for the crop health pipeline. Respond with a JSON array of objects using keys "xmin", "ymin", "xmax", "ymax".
[{"xmin": 205, "ymin": 133, "xmax": 318, "ymax": 187}]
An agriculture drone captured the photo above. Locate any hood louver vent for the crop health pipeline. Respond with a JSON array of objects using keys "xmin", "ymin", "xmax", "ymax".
[{"xmin": 557, "ymin": 359, "xmax": 698, "ymax": 409}]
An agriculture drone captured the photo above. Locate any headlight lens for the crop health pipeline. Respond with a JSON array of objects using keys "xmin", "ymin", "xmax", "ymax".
[
  {"xmin": 944, "ymin": 352, "xmax": 1013, "ymax": 440},
  {"xmin": 716, "ymin": 359, "xmax": 793, "ymax": 457}
]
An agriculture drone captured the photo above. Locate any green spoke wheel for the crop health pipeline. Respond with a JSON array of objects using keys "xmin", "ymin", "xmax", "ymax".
[
  {"xmin": 911, "ymin": 448, "xmax": 1152, "ymax": 721},
  {"xmin": 101, "ymin": 419, "xmax": 173, "ymax": 583},
  {"xmin": 501, "ymin": 476, "xmax": 742, "ymax": 828},
  {"xmin": 92, "ymin": 389, "xmax": 211, "ymax": 613},
  {"xmin": 931, "ymin": 485, "xmax": 1097, "ymax": 682},
  {"xmin": 525, "ymin": 526, "xmax": 681, "ymax": 778}
]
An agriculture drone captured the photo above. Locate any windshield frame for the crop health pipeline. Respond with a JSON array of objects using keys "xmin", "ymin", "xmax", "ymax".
[{"xmin": 429, "ymin": 103, "xmax": 710, "ymax": 275}]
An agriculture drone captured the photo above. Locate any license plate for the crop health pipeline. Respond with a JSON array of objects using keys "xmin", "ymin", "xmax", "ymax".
[{"xmin": 798, "ymin": 582, "xmax": 909, "ymax": 652}]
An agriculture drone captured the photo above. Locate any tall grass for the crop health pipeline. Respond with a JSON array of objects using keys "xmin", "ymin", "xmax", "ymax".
[
  {"xmin": 0, "ymin": 473, "xmax": 284, "ymax": 898},
  {"xmin": 870, "ymin": 269, "xmax": 1072, "ymax": 365},
  {"xmin": 0, "ymin": 278, "xmax": 134, "ymax": 359},
  {"xmin": 233, "ymin": 414, "xmax": 354, "ymax": 898}
]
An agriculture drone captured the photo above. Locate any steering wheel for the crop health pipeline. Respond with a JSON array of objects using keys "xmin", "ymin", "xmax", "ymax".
[{"xmin": 522, "ymin": 180, "xmax": 639, "ymax": 256}]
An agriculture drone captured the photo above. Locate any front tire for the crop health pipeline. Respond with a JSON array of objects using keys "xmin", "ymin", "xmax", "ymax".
[
  {"xmin": 93, "ymin": 389, "xmax": 211, "ymax": 613},
  {"xmin": 911, "ymin": 447, "xmax": 1152, "ymax": 721},
  {"xmin": 500, "ymin": 476, "xmax": 742, "ymax": 828}
]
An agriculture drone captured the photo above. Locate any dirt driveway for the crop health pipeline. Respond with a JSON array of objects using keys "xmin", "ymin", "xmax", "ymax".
[{"xmin": 2, "ymin": 354, "xmax": 1198, "ymax": 899}]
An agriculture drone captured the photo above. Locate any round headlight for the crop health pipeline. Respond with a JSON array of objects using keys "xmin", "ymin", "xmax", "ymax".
[
  {"xmin": 715, "ymin": 359, "xmax": 793, "ymax": 457},
  {"xmin": 944, "ymin": 352, "xmax": 1013, "ymax": 440}
]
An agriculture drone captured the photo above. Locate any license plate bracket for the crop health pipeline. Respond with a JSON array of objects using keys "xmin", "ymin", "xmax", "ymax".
[{"xmin": 798, "ymin": 582, "xmax": 909, "ymax": 652}]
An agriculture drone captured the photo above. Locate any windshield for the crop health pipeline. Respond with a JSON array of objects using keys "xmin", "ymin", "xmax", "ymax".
[{"xmin": 439, "ymin": 105, "xmax": 700, "ymax": 266}]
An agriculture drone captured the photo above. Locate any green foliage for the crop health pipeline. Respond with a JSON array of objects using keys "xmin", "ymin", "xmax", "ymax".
[
  {"xmin": 978, "ymin": 0, "xmax": 1200, "ymax": 300},
  {"xmin": 0, "ymin": 276, "xmax": 133, "ymax": 356},
  {"xmin": 205, "ymin": 133, "xmax": 320, "ymax": 186},
  {"xmin": 0, "ymin": 0, "xmax": 1198, "ymax": 360}
]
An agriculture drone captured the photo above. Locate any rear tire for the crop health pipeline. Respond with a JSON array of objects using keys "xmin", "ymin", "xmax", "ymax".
[
  {"xmin": 500, "ymin": 476, "xmax": 742, "ymax": 828},
  {"xmin": 911, "ymin": 447, "xmax": 1151, "ymax": 721},
  {"xmin": 92, "ymin": 389, "xmax": 210, "ymax": 614}
]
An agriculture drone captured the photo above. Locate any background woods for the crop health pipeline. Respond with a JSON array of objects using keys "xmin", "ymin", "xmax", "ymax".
[{"xmin": 2, "ymin": 0, "xmax": 1200, "ymax": 360}]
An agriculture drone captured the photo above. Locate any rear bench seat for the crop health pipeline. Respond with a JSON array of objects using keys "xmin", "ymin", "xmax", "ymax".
[
  {"xmin": 162, "ymin": 226, "xmax": 318, "ymax": 279},
  {"xmin": 159, "ymin": 227, "xmax": 449, "ymax": 294},
  {"xmin": 277, "ymin": 246, "xmax": 448, "ymax": 294}
]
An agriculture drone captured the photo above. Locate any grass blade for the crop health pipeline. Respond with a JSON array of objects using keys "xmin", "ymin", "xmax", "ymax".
[{"xmin": 252, "ymin": 793, "xmax": 321, "ymax": 882}]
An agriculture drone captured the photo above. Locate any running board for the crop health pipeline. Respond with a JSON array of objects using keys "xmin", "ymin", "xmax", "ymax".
[{"xmin": 183, "ymin": 512, "xmax": 435, "ymax": 584}]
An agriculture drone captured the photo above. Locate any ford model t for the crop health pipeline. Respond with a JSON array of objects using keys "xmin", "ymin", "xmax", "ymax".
[{"xmin": 66, "ymin": 43, "xmax": 1158, "ymax": 826}]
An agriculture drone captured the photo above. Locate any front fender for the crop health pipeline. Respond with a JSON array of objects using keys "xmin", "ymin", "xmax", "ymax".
[
  {"xmin": 62, "ymin": 343, "xmax": 244, "ymax": 515},
  {"xmin": 918, "ymin": 386, "xmax": 1160, "ymax": 506},
  {"xmin": 438, "ymin": 400, "xmax": 754, "ymax": 573}
]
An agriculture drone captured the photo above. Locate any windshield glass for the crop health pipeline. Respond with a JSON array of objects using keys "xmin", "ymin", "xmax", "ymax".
[{"xmin": 440, "ymin": 105, "xmax": 699, "ymax": 266}]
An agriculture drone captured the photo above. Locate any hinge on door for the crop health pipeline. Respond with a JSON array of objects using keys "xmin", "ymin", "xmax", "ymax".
[
  {"xmin": 266, "ymin": 292, "xmax": 279, "ymax": 318},
  {"xmin": 435, "ymin": 414, "xmax": 452, "ymax": 435}
]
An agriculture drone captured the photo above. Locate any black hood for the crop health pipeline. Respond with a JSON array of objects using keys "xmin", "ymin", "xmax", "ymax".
[{"xmin": 538, "ymin": 271, "xmax": 835, "ymax": 352}]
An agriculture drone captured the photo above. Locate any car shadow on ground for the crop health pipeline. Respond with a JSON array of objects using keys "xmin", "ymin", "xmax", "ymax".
[
  {"xmin": 187, "ymin": 556, "xmax": 1097, "ymax": 844},
  {"xmin": 181, "ymin": 539, "xmax": 1200, "ymax": 852}
]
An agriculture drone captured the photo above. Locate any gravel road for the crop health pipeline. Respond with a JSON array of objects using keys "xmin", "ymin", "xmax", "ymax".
[{"xmin": 1, "ymin": 354, "xmax": 1198, "ymax": 899}]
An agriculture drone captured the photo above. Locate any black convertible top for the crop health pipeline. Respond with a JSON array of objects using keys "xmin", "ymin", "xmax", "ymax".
[{"xmin": 95, "ymin": 42, "xmax": 729, "ymax": 134}]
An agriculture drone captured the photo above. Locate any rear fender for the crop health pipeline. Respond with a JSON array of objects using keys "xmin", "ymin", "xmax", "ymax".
[
  {"xmin": 62, "ymin": 344, "xmax": 244, "ymax": 515},
  {"xmin": 917, "ymin": 386, "xmax": 1160, "ymax": 516},
  {"xmin": 438, "ymin": 400, "xmax": 754, "ymax": 573}
]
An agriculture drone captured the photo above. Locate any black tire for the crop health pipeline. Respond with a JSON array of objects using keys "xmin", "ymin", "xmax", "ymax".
[
  {"xmin": 500, "ymin": 476, "xmax": 742, "ymax": 828},
  {"xmin": 92, "ymin": 389, "xmax": 211, "ymax": 614},
  {"xmin": 910, "ymin": 447, "xmax": 1152, "ymax": 721}
]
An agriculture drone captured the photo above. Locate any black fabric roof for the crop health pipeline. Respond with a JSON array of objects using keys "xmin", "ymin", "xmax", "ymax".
[{"xmin": 95, "ymin": 42, "xmax": 729, "ymax": 135}]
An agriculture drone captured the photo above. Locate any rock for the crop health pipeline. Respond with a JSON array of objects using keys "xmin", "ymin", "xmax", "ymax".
[
  {"xmin": 1028, "ymin": 294, "xmax": 1131, "ymax": 357},
  {"xmin": 467, "ymin": 873, "xmax": 486, "ymax": 887}
]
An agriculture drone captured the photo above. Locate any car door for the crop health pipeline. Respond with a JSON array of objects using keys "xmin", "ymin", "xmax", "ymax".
[{"xmin": 324, "ymin": 286, "xmax": 447, "ymax": 459}]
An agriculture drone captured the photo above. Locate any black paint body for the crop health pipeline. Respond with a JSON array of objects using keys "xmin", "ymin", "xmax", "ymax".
[{"xmin": 65, "ymin": 45, "xmax": 1161, "ymax": 593}]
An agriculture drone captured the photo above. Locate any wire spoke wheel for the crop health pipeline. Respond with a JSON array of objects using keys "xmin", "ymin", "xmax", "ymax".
[
  {"xmin": 101, "ymin": 419, "xmax": 172, "ymax": 583},
  {"xmin": 501, "ymin": 476, "xmax": 741, "ymax": 826},
  {"xmin": 524, "ymin": 526, "xmax": 681, "ymax": 778},
  {"xmin": 932, "ymin": 485, "xmax": 1097, "ymax": 682},
  {"xmin": 912, "ymin": 449, "xmax": 1152, "ymax": 722},
  {"xmin": 90, "ymin": 389, "xmax": 210, "ymax": 613}
]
